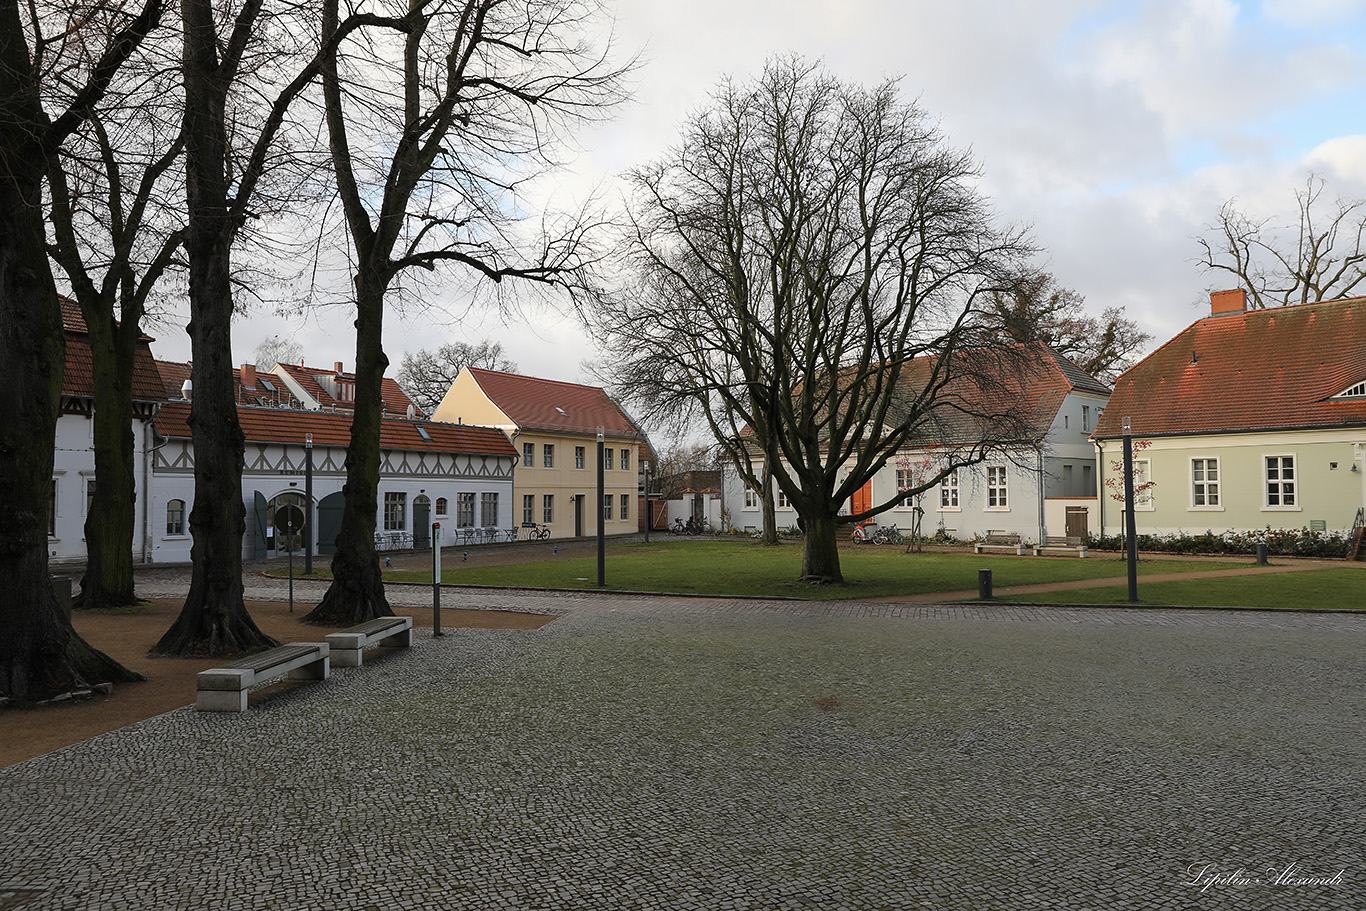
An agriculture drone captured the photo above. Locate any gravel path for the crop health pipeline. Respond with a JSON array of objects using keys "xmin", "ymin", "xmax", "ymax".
[{"xmin": 2, "ymin": 578, "xmax": 1362, "ymax": 909}]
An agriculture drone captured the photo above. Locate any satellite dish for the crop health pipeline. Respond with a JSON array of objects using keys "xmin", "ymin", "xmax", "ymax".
[
  {"xmin": 406, "ymin": 403, "xmax": 416, "ymax": 419},
  {"xmin": 180, "ymin": 379, "xmax": 192, "ymax": 400}
]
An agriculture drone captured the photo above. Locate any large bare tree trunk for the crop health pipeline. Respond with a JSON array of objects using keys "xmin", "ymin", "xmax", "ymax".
[
  {"xmin": 759, "ymin": 456, "xmax": 779, "ymax": 545},
  {"xmin": 0, "ymin": 11, "xmax": 143, "ymax": 696},
  {"xmin": 799, "ymin": 510, "xmax": 844, "ymax": 583},
  {"xmin": 152, "ymin": 0, "xmax": 277, "ymax": 656},
  {"xmin": 75, "ymin": 311, "xmax": 139, "ymax": 610},
  {"xmin": 305, "ymin": 271, "xmax": 392, "ymax": 625}
]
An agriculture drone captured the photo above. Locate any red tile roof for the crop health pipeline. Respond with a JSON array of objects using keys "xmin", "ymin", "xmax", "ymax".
[
  {"xmin": 60, "ymin": 299, "xmax": 166, "ymax": 403},
  {"xmin": 1094, "ymin": 296, "xmax": 1366, "ymax": 438},
  {"xmin": 466, "ymin": 368, "xmax": 647, "ymax": 439},
  {"xmin": 154, "ymin": 401, "xmax": 517, "ymax": 456},
  {"xmin": 272, "ymin": 362, "xmax": 422, "ymax": 418},
  {"xmin": 156, "ymin": 360, "xmax": 308, "ymax": 409}
]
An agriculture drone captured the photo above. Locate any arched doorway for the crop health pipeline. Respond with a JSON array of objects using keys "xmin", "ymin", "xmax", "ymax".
[
  {"xmin": 413, "ymin": 495, "xmax": 431, "ymax": 548},
  {"xmin": 266, "ymin": 491, "xmax": 307, "ymax": 554}
]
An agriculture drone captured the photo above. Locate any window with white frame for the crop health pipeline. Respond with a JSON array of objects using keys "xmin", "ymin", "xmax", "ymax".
[
  {"xmin": 604, "ymin": 447, "xmax": 613, "ymax": 470},
  {"xmin": 481, "ymin": 492, "xmax": 498, "ymax": 525},
  {"xmin": 1133, "ymin": 459, "xmax": 1153, "ymax": 509},
  {"xmin": 384, "ymin": 492, "xmax": 407, "ymax": 530},
  {"xmin": 620, "ymin": 494, "xmax": 630, "ymax": 520},
  {"xmin": 166, "ymin": 499, "xmax": 186, "ymax": 536},
  {"xmin": 49, "ymin": 479, "xmax": 57, "ymax": 536},
  {"xmin": 620, "ymin": 449, "xmax": 630, "ymax": 471},
  {"xmin": 986, "ymin": 466, "xmax": 1008, "ymax": 509},
  {"xmin": 1191, "ymin": 458, "xmax": 1220, "ymax": 508},
  {"xmin": 602, "ymin": 494, "xmax": 613, "ymax": 520},
  {"xmin": 776, "ymin": 488, "xmax": 790, "ymax": 509},
  {"xmin": 543, "ymin": 494, "xmax": 554, "ymax": 524},
  {"xmin": 435, "ymin": 497, "xmax": 448, "ymax": 516},
  {"xmin": 575, "ymin": 446, "xmax": 585, "ymax": 469},
  {"xmin": 85, "ymin": 476, "xmax": 97, "ymax": 515},
  {"xmin": 1082, "ymin": 405, "xmax": 1090, "ymax": 432},
  {"xmin": 744, "ymin": 488, "xmax": 759, "ymax": 509},
  {"xmin": 543, "ymin": 444, "xmax": 554, "ymax": 468},
  {"xmin": 522, "ymin": 494, "xmax": 534, "ymax": 525},
  {"xmin": 940, "ymin": 470, "xmax": 959, "ymax": 509},
  {"xmin": 895, "ymin": 469, "xmax": 914, "ymax": 507},
  {"xmin": 456, "ymin": 492, "xmax": 476, "ymax": 527},
  {"xmin": 523, "ymin": 441, "xmax": 534, "ymax": 466},
  {"xmin": 1265, "ymin": 455, "xmax": 1297, "ymax": 508}
]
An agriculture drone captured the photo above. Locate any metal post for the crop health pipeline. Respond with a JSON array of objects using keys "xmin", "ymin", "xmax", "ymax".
[
  {"xmin": 597, "ymin": 426, "xmax": 606, "ymax": 587},
  {"xmin": 1122, "ymin": 417, "xmax": 1139, "ymax": 602},
  {"xmin": 433, "ymin": 522, "xmax": 443, "ymax": 637},
  {"xmin": 643, "ymin": 465, "xmax": 651, "ymax": 543},
  {"xmin": 978, "ymin": 569, "xmax": 992, "ymax": 600},
  {"xmin": 304, "ymin": 433, "xmax": 313, "ymax": 575}
]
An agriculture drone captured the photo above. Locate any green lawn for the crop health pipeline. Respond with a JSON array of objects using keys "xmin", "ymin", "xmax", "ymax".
[
  {"xmin": 383, "ymin": 540, "xmax": 1229, "ymax": 602},
  {"xmin": 1004, "ymin": 567, "xmax": 1366, "ymax": 610}
]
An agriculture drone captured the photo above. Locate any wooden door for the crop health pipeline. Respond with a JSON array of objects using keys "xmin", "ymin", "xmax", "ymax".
[{"xmin": 851, "ymin": 480, "xmax": 874, "ymax": 517}]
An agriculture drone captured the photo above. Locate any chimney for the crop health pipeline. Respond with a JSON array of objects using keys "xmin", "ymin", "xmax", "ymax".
[
  {"xmin": 334, "ymin": 361, "xmax": 344, "ymax": 375},
  {"xmin": 1210, "ymin": 288, "xmax": 1246, "ymax": 317},
  {"xmin": 241, "ymin": 363, "xmax": 256, "ymax": 389},
  {"xmin": 180, "ymin": 379, "xmax": 192, "ymax": 401}
]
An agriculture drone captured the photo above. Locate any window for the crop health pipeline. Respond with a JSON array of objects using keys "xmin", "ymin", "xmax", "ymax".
[
  {"xmin": 1192, "ymin": 458, "xmax": 1220, "ymax": 507},
  {"xmin": 1133, "ymin": 459, "xmax": 1153, "ymax": 509},
  {"xmin": 384, "ymin": 492, "xmax": 407, "ymax": 530},
  {"xmin": 744, "ymin": 488, "xmax": 759, "ymax": 509},
  {"xmin": 543, "ymin": 494, "xmax": 554, "ymax": 524},
  {"xmin": 1265, "ymin": 456, "xmax": 1297, "ymax": 508},
  {"xmin": 48, "ymin": 479, "xmax": 57, "ymax": 537},
  {"xmin": 456, "ymin": 492, "xmax": 476, "ymax": 527},
  {"xmin": 620, "ymin": 450, "xmax": 630, "ymax": 472},
  {"xmin": 603, "ymin": 494, "xmax": 613, "ymax": 519},
  {"xmin": 523, "ymin": 442, "xmax": 534, "ymax": 466},
  {"xmin": 895, "ymin": 469, "xmax": 914, "ymax": 507},
  {"xmin": 543, "ymin": 444, "xmax": 554, "ymax": 468},
  {"xmin": 86, "ymin": 476, "xmax": 97, "ymax": 514},
  {"xmin": 166, "ymin": 499, "xmax": 186, "ymax": 536},
  {"xmin": 604, "ymin": 447, "xmax": 613, "ymax": 470},
  {"xmin": 435, "ymin": 497, "xmax": 448, "ymax": 517},
  {"xmin": 523, "ymin": 494, "xmax": 534, "ymax": 525},
  {"xmin": 940, "ymin": 470, "xmax": 959, "ymax": 509},
  {"xmin": 1335, "ymin": 381, "xmax": 1366, "ymax": 398},
  {"xmin": 776, "ymin": 488, "xmax": 790, "ymax": 509},
  {"xmin": 575, "ymin": 446, "xmax": 585, "ymax": 469},
  {"xmin": 621, "ymin": 494, "xmax": 630, "ymax": 521},
  {"xmin": 987, "ymin": 466, "xmax": 1008, "ymax": 509},
  {"xmin": 1082, "ymin": 405, "xmax": 1090, "ymax": 432},
  {"xmin": 481, "ymin": 492, "xmax": 499, "ymax": 526}
]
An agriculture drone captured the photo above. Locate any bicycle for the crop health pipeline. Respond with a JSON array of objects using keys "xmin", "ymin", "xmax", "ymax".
[
  {"xmin": 522, "ymin": 523, "xmax": 551, "ymax": 541},
  {"xmin": 873, "ymin": 526, "xmax": 904, "ymax": 545}
]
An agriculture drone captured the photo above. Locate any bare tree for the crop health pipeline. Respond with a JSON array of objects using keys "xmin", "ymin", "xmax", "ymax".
[
  {"xmin": 397, "ymin": 340, "xmax": 518, "ymax": 413},
  {"xmin": 592, "ymin": 57, "xmax": 1035, "ymax": 583},
  {"xmin": 303, "ymin": 0, "xmax": 629, "ymax": 625},
  {"xmin": 983, "ymin": 272, "xmax": 1149, "ymax": 382},
  {"xmin": 1, "ymin": 0, "xmax": 162, "ymax": 699},
  {"xmin": 253, "ymin": 335, "xmax": 304, "ymax": 369},
  {"xmin": 45, "ymin": 17, "xmax": 186, "ymax": 612},
  {"xmin": 1198, "ymin": 174, "xmax": 1366, "ymax": 308},
  {"xmin": 153, "ymin": 0, "xmax": 403, "ymax": 656}
]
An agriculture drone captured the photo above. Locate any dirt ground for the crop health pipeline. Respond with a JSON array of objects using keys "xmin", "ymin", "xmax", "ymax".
[{"xmin": 0, "ymin": 598, "xmax": 554, "ymax": 769}]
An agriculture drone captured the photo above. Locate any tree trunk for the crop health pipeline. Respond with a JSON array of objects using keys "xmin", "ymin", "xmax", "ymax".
[
  {"xmin": 305, "ymin": 272, "xmax": 392, "ymax": 625},
  {"xmin": 153, "ymin": 0, "xmax": 277, "ymax": 656},
  {"xmin": 74, "ymin": 310, "xmax": 139, "ymax": 610},
  {"xmin": 0, "ymin": 19, "xmax": 143, "ymax": 696},
  {"xmin": 759, "ymin": 456, "xmax": 779, "ymax": 545},
  {"xmin": 799, "ymin": 510, "xmax": 844, "ymax": 583}
]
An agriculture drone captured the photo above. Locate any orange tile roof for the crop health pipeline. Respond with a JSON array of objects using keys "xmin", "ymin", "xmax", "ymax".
[
  {"xmin": 60, "ymin": 299, "xmax": 166, "ymax": 403},
  {"xmin": 156, "ymin": 360, "xmax": 307, "ymax": 409},
  {"xmin": 273, "ymin": 362, "xmax": 422, "ymax": 418},
  {"xmin": 154, "ymin": 401, "xmax": 516, "ymax": 456},
  {"xmin": 467, "ymin": 368, "xmax": 647, "ymax": 439},
  {"xmin": 1093, "ymin": 296, "xmax": 1366, "ymax": 438}
]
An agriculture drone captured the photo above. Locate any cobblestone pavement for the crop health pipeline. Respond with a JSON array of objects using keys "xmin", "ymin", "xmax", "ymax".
[{"xmin": 2, "ymin": 579, "xmax": 1363, "ymax": 910}]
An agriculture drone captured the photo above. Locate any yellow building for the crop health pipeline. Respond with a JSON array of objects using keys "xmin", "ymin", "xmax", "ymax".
[{"xmin": 432, "ymin": 367, "xmax": 650, "ymax": 539}]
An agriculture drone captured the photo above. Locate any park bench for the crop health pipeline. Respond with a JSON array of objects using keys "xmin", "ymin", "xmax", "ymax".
[
  {"xmin": 196, "ymin": 642, "xmax": 330, "ymax": 713},
  {"xmin": 973, "ymin": 532, "xmax": 1026, "ymax": 555},
  {"xmin": 323, "ymin": 616, "xmax": 413, "ymax": 668},
  {"xmin": 1033, "ymin": 535, "xmax": 1089, "ymax": 558}
]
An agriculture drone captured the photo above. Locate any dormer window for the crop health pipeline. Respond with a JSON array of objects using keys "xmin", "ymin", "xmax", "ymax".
[{"xmin": 1334, "ymin": 381, "xmax": 1366, "ymax": 399}]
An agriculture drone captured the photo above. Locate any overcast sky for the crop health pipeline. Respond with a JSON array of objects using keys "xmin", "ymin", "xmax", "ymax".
[{"xmin": 174, "ymin": 0, "xmax": 1366, "ymax": 400}]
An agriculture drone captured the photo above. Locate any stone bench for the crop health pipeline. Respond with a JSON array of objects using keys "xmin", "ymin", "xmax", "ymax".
[
  {"xmin": 197, "ymin": 642, "xmax": 330, "ymax": 713},
  {"xmin": 324, "ymin": 616, "xmax": 413, "ymax": 668},
  {"xmin": 973, "ymin": 532, "xmax": 1026, "ymax": 556},
  {"xmin": 1033, "ymin": 535, "xmax": 1089, "ymax": 558}
]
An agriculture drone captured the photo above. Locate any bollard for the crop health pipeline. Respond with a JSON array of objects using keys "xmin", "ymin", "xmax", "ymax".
[
  {"xmin": 978, "ymin": 569, "xmax": 993, "ymax": 600},
  {"xmin": 1256, "ymin": 542, "xmax": 1268, "ymax": 565}
]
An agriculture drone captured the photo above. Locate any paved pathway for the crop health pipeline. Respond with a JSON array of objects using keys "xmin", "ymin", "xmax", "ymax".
[{"xmin": 2, "ymin": 583, "xmax": 1362, "ymax": 909}]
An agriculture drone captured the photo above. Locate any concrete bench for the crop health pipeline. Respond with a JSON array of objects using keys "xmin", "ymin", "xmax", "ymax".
[
  {"xmin": 1034, "ymin": 535, "xmax": 1089, "ymax": 558},
  {"xmin": 197, "ymin": 642, "xmax": 330, "ymax": 713},
  {"xmin": 324, "ymin": 616, "xmax": 413, "ymax": 668},
  {"xmin": 974, "ymin": 532, "xmax": 1026, "ymax": 555}
]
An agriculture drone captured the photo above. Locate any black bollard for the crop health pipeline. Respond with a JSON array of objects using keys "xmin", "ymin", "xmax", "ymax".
[
  {"xmin": 978, "ymin": 569, "xmax": 993, "ymax": 600},
  {"xmin": 1256, "ymin": 542, "xmax": 1268, "ymax": 565}
]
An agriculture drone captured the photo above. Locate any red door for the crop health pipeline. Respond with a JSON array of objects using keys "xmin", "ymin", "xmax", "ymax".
[{"xmin": 851, "ymin": 480, "xmax": 874, "ymax": 517}]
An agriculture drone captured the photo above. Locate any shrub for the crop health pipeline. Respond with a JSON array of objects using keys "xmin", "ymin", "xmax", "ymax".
[{"xmin": 1083, "ymin": 527, "xmax": 1352, "ymax": 559}]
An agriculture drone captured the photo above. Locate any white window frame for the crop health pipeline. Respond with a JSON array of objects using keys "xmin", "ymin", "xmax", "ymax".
[
  {"xmin": 480, "ymin": 492, "xmax": 499, "ymax": 526},
  {"xmin": 1133, "ymin": 458, "xmax": 1154, "ymax": 510},
  {"xmin": 166, "ymin": 498, "xmax": 187, "ymax": 537},
  {"xmin": 602, "ymin": 493, "xmax": 613, "ymax": 520},
  {"xmin": 1264, "ymin": 454, "xmax": 1300, "ymax": 510},
  {"xmin": 542, "ymin": 444, "xmax": 554, "ymax": 468},
  {"xmin": 522, "ymin": 494, "xmax": 534, "ymax": 525},
  {"xmin": 744, "ymin": 488, "xmax": 758, "ymax": 509},
  {"xmin": 986, "ymin": 466, "xmax": 1008, "ymax": 511},
  {"xmin": 1190, "ymin": 457, "xmax": 1222, "ymax": 510},
  {"xmin": 776, "ymin": 488, "xmax": 790, "ymax": 510},
  {"xmin": 522, "ymin": 441, "xmax": 534, "ymax": 467},
  {"xmin": 543, "ymin": 494, "xmax": 554, "ymax": 524},
  {"xmin": 604, "ymin": 447, "xmax": 613, "ymax": 471},
  {"xmin": 383, "ymin": 491, "xmax": 407, "ymax": 531},
  {"xmin": 620, "ymin": 494, "xmax": 630, "ymax": 521},
  {"xmin": 620, "ymin": 450, "xmax": 630, "ymax": 472},
  {"xmin": 575, "ymin": 446, "xmax": 585, "ymax": 469},
  {"xmin": 939, "ymin": 470, "xmax": 960, "ymax": 511},
  {"xmin": 894, "ymin": 469, "xmax": 915, "ymax": 509}
]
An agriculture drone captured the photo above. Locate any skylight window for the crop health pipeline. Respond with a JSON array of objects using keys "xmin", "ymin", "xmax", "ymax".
[
  {"xmin": 554, "ymin": 406, "xmax": 567, "ymax": 415},
  {"xmin": 259, "ymin": 377, "xmax": 275, "ymax": 392},
  {"xmin": 416, "ymin": 424, "xmax": 433, "ymax": 442},
  {"xmin": 1334, "ymin": 381, "xmax": 1366, "ymax": 399}
]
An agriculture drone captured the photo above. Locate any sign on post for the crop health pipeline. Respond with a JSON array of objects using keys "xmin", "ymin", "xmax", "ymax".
[{"xmin": 275, "ymin": 505, "xmax": 305, "ymax": 612}]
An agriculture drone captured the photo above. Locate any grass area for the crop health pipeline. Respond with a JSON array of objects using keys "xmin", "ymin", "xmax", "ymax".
[
  {"xmin": 1005, "ymin": 567, "xmax": 1366, "ymax": 610},
  {"xmin": 382, "ymin": 540, "xmax": 1229, "ymax": 601}
]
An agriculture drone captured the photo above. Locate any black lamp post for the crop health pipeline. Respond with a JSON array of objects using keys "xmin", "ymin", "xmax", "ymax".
[
  {"xmin": 597, "ymin": 425, "xmax": 605, "ymax": 587},
  {"xmin": 1122, "ymin": 416, "xmax": 1138, "ymax": 602},
  {"xmin": 643, "ymin": 463, "xmax": 651, "ymax": 543},
  {"xmin": 304, "ymin": 432, "xmax": 314, "ymax": 575}
]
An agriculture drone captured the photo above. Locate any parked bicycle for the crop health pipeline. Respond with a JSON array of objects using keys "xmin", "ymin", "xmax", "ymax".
[
  {"xmin": 873, "ymin": 526, "xmax": 904, "ymax": 545},
  {"xmin": 521, "ymin": 523, "xmax": 551, "ymax": 541}
]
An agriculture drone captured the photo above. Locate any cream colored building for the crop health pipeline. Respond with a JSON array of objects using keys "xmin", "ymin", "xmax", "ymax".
[{"xmin": 433, "ymin": 368, "xmax": 650, "ymax": 539}]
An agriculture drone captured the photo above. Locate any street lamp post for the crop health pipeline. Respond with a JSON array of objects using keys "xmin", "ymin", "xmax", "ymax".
[
  {"xmin": 597, "ymin": 425, "xmax": 605, "ymax": 587},
  {"xmin": 304, "ymin": 433, "xmax": 314, "ymax": 575},
  {"xmin": 1122, "ymin": 416, "xmax": 1138, "ymax": 602},
  {"xmin": 643, "ymin": 463, "xmax": 651, "ymax": 543}
]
